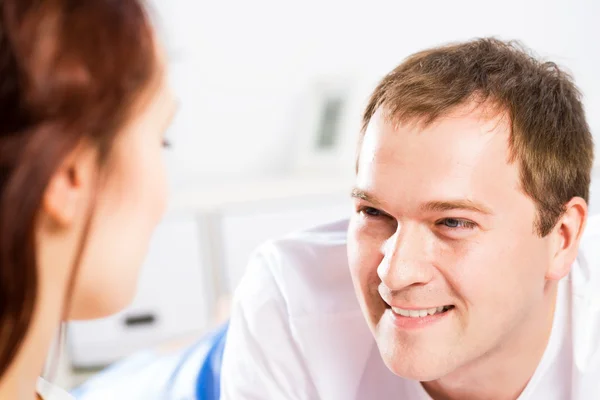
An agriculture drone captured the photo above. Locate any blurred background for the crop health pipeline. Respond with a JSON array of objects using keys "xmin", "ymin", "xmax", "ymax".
[{"xmin": 60, "ymin": 0, "xmax": 600, "ymax": 389}]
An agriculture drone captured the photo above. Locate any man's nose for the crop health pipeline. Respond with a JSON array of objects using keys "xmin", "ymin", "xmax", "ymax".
[{"xmin": 377, "ymin": 223, "xmax": 435, "ymax": 291}]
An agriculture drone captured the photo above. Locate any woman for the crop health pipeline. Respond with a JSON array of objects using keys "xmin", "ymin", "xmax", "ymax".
[{"xmin": 0, "ymin": 0, "xmax": 177, "ymax": 398}]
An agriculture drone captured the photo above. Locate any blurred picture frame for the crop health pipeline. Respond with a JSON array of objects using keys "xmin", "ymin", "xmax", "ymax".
[{"xmin": 291, "ymin": 76, "xmax": 357, "ymax": 174}]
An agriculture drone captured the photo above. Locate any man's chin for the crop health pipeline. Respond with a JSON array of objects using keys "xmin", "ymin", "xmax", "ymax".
[
  {"xmin": 376, "ymin": 339, "xmax": 454, "ymax": 382},
  {"xmin": 384, "ymin": 359, "xmax": 447, "ymax": 382},
  {"xmin": 374, "ymin": 315, "xmax": 459, "ymax": 382}
]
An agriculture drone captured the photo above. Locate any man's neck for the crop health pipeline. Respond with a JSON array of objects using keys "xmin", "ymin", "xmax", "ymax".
[{"xmin": 422, "ymin": 286, "xmax": 559, "ymax": 400}]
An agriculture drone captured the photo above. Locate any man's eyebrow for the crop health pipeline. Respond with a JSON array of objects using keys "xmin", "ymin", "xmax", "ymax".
[
  {"xmin": 351, "ymin": 189, "xmax": 493, "ymax": 215},
  {"xmin": 351, "ymin": 188, "xmax": 383, "ymax": 207},
  {"xmin": 420, "ymin": 199, "xmax": 493, "ymax": 215}
]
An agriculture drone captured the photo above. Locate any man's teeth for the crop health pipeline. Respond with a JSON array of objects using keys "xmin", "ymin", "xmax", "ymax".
[{"xmin": 391, "ymin": 306, "xmax": 451, "ymax": 318}]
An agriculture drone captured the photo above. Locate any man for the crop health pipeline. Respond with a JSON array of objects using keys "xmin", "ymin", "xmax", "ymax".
[{"xmin": 220, "ymin": 38, "xmax": 599, "ymax": 399}]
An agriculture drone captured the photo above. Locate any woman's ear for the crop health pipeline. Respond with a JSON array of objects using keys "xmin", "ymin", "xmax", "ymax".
[
  {"xmin": 545, "ymin": 197, "xmax": 588, "ymax": 281},
  {"xmin": 42, "ymin": 144, "xmax": 97, "ymax": 229}
]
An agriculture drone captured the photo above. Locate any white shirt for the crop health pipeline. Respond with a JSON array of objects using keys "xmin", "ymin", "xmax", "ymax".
[
  {"xmin": 221, "ymin": 215, "xmax": 600, "ymax": 399},
  {"xmin": 37, "ymin": 378, "xmax": 74, "ymax": 400}
]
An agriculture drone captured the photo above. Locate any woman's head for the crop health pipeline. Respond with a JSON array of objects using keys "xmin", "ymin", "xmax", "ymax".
[{"xmin": 0, "ymin": 0, "xmax": 176, "ymax": 376}]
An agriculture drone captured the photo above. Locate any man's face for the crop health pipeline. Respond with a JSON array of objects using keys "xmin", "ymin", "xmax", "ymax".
[{"xmin": 347, "ymin": 106, "xmax": 555, "ymax": 381}]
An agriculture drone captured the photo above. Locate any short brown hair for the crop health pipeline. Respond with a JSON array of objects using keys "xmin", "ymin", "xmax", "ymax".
[{"xmin": 362, "ymin": 38, "xmax": 594, "ymax": 236}]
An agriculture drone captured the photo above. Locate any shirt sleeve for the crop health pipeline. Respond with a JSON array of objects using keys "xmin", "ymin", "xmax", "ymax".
[{"xmin": 220, "ymin": 244, "xmax": 318, "ymax": 400}]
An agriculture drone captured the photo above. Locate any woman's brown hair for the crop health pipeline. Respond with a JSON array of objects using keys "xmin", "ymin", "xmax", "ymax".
[{"xmin": 0, "ymin": 0, "xmax": 158, "ymax": 377}]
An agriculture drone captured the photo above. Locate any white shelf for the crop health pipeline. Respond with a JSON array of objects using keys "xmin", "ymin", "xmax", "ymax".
[{"xmin": 168, "ymin": 172, "xmax": 354, "ymax": 212}]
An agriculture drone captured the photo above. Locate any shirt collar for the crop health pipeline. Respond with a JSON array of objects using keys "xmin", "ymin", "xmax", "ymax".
[{"xmin": 37, "ymin": 377, "xmax": 74, "ymax": 400}]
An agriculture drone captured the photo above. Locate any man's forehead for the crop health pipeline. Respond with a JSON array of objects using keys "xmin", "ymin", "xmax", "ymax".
[
  {"xmin": 360, "ymin": 105, "xmax": 513, "ymax": 168},
  {"xmin": 356, "ymin": 105, "xmax": 523, "ymax": 212}
]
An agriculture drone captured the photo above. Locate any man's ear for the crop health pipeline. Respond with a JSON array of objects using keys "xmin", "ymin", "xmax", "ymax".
[
  {"xmin": 42, "ymin": 144, "xmax": 97, "ymax": 229},
  {"xmin": 546, "ymin": 197, "xmax": 588, "ymax": 281}
]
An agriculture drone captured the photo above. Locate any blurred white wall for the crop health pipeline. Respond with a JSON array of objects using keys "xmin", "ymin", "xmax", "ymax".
[
  {"xmin": 150, "ymin": 0, "xmax": 600, "ymax": 189},
  {"xmin": 65, "ymin": 1, "xmax": 600, "ymax": 374}
]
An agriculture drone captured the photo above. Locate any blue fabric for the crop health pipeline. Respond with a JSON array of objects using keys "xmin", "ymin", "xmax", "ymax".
[
  {"xmin": 195, "ymin": 322, "xmax": 229, "ymax": 400},
  {"xmin": 70, "ymin": 322, "xmax": 229, "ymax": 399}
]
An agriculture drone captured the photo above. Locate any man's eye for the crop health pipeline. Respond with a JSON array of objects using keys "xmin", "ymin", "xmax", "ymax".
[
  {"xmin": 360, "ymin": 207, "xmax": 383, "ymax": 217},
  {"xmin": 438, "ymin": 218, "xmax": 476, "ymax": 229}
]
